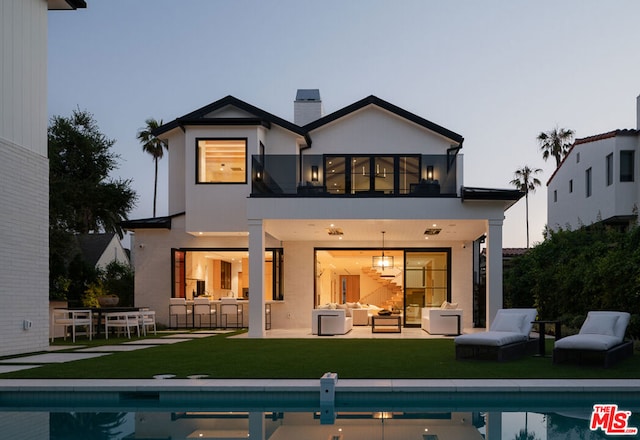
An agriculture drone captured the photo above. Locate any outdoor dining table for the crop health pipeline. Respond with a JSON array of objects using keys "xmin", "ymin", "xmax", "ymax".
[{"xmin": 68, "ymin": 306, "xmax": 140, "ymax": 337}]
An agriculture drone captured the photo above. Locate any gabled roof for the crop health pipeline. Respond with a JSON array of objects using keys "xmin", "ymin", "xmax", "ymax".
[
  {"xmin": 76, "ymin": 233, "xmax": 117, "ymax": 267},
  {"xmin": 546, "ymin": 129, "xmax": 639, "ymax": 185},
  {"xmin": 303, "ymin": 95, "xmax": 464, "ymax": 146},
  {"xmin": 152, "ymin": 96, "xmax": 307, "ymax": 138},
  {"xmin": 153, "ymin": 94, "xmax": 464, "ymax": 148}
]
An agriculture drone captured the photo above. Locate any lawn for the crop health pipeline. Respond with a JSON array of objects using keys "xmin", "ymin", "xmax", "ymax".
[{"xmin": 1, "ymin": 332, "xmax": 638, "ymax": 380}]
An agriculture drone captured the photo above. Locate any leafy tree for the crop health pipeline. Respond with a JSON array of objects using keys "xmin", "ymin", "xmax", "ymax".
[
  {"xmin": 137, "ymin": 118, "xmax": 168, "ymax": 217},
  {"xmin": 49, "ymin": 109, "xmax": 137, "ymax": 237},
  {"xmin": 510, "ymin": 166, "xmax": 542, "ymax": 248},
  {"xmin": 537, "ymin": 126, "xmax": 575, "ymax": 168},
  {"xmin": 48, "ymin": 109, "xmax": 137, "ymax": 300},
  {"xmin": 504, "ymin": 224, "xmax": 640, "ymax": 338}
]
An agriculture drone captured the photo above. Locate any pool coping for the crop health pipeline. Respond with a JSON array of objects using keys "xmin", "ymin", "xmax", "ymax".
[{"xmin": 1, "ymin": 378, "xmax": 639, "ymax": 393}]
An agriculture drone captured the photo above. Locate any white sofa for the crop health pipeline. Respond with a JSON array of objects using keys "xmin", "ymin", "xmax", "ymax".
[
  {"xmin": 421, "ymin": 307, "xmax": 463, "ymax": 335},
  {"xmin": 311, "ymin": 309, "xmax": 353, "ymax": 335}
]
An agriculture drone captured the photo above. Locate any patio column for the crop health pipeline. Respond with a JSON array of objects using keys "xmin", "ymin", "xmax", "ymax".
[
  {"xmin": 486, "ymin": 218, "xmax": 503, "ymax": 328},
  {"xmin": 248, "ymin": 219, "xmax": 266, "ymax": 338}
]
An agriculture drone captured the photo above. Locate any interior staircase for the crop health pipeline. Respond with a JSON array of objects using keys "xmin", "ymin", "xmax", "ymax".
[{"xmin": 360, "ymin": 267, "xmax": 403, "ymax": 310}]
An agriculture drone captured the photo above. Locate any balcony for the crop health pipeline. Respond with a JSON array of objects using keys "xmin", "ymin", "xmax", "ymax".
[{"xmin": 251, "ymin": 154, "xmax": 458, "ymax": 197}]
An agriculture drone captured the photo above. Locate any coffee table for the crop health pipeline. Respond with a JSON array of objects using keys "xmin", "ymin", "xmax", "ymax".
[{"xmin": 371, "ymin": 315, "xmax": 401, "ymax": 333}]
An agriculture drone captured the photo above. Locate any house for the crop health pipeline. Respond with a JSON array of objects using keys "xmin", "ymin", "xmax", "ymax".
[
  {"xmin": 0, "ymin": 0, "xmax": 86, "ymax": 357},
  {"xmin": 547, "ymin": 95, "xmax": 640, "ymax": 231},
  {"xmin": 76, "ymin": 233, "xmax": 130, "ymax": 270},
  {"xmin": 123, "ymin": 90, "xmax": 522, "ymax": 336}
]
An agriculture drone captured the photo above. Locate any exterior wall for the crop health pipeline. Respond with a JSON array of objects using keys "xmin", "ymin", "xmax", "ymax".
[
  {"xmin": 548, "ymin": 135, "xmax": 640, "ymax": 230},
  {"xmin": 167, "ymin": 133, "xmax": 185, "ymax": 215},
  {"xmin": 308, "ymin": 106, "xmax": 454, "ymax": 155},
  {"xmin": 0, "ymin": 0, "xmax": 49, "ymax": 357}
]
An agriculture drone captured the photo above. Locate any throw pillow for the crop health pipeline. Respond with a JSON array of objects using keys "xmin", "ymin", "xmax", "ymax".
[
  {"xmin": 446, "ymin": 302, "xmax": 459, "ymax": 309},
  {"xmin": 440, "ymin": 301, "xmax": 450, "ymax": 309},
  {"xmin": 579, "ymin": 314, "xmax": 619, "ymax": 336},
  {"xmin": 491, "ymin": 313, "xmax": 526, "ymax": 333},
  {"xmin": 336, "ymin": 303, "xmax": 351, "ymax": 317}
]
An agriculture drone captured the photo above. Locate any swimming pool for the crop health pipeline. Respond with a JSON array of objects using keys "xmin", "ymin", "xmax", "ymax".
[{"xmin": 0, "ymin": 378, "xmax": 638, "ymax": 439}]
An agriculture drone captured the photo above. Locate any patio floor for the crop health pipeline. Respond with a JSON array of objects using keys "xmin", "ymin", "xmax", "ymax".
[{"xmin": 234, "ymin": 325, "xmax": 486, "ymax": 339}]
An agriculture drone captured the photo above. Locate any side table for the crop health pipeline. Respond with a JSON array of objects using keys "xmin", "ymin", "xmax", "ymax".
[{"xmin": 531, "ymin": 320, "xmax": 562, "ymax": 356}]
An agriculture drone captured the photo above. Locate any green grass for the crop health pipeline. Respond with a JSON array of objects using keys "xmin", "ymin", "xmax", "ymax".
[{"xmin": 1, "ymin": 333, "xmax": 639, "ymax": 380}]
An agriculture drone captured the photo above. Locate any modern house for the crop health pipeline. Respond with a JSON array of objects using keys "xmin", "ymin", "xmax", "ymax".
[
  {"xmin": 547, "ymin": 95, "xmax": 640, "ymax": 231},
  {"xmin": 0, "ymin": 0, "xmax": 86, "ymax": 357},
  {"xmin": 124, "ymin": 90, "xmax": 522, "ymax": 336}
]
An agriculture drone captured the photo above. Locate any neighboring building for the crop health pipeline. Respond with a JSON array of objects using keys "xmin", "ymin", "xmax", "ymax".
[
  {"xmin": 76, "ymin": 233, "xmax": 130, "ymax": 270},
  {"xmin": 123, "ymin": 90, "xmax": 522, "ymax": 336},
  {"xmin": 0, "ymin": 0, "xmax": 86, "ymax": 357},
  {"xmin": 547, "ymin": 96, "xmax": 640, "ymax": 231}
]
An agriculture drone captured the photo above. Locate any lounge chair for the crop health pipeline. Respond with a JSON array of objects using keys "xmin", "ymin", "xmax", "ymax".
[
  {"xmin": 454, "ymin": 308, "xmax": 537, "ymax": 361},
  {"xmin": 553, "ymin": 311, "xmax": 633, "ymax": 368}
]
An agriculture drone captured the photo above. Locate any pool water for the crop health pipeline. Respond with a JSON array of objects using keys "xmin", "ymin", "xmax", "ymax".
[{"xmin": 1, "ymin": 404, "xmax": 636, "ymax": 439}]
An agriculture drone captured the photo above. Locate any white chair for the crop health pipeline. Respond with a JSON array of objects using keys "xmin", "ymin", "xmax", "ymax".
[
  {"xmin": 193, "ymin": 298, "xmax": 217, "ymax": 328},
  {"xmin": 51, "ymin": 309, "xmax": 92, "ymax": 343},
  {"xmin": 454, "ymin": 308, "xmax": 538, "ymax": 361},
  {"xmin": 169, "ymin": 297, "xmax": 192, "ymax": 328},
  {"xmin": 220, "ymin": 297, "xmax": 243, "ymax": 328},
  {"xmin": 138, "ymin": 310, "xmax": 157, "ymax": 336},
  {"xmin": 104, "ymin": 311, "xmax": 140, "ymax": 339},
  {"xmin": 553, "ymin": 311, "xmax": 633, "ymax": 368}
]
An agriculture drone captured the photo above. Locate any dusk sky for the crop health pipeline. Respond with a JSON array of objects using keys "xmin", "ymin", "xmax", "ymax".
[{"xmin": 48, "ymin": 0, "xmax": 640, "ymax": 247}]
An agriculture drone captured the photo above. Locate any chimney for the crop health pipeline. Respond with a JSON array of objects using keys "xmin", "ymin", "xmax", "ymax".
[{"xmin": 294, "ymin": 89, "xmax": 323, "ymax": 126}]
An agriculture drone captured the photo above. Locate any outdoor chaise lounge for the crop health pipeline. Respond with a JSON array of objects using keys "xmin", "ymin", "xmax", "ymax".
[
  {"xmin": 553, "ymin": 311, "xmax": 633, "ymax": 368},
  {"xmin": 454, "ymin": 308, "xmax": 537, "ymax": 361}
]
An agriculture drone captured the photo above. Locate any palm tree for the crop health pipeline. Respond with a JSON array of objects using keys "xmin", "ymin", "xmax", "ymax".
[
  {"xmin": 511, "ymin": 166, "xmax": 542, "ymax": 248},
  {"xmin": 537, "ymin": 126, "xmax": 575, "ymax": 168},
  {"xmin": 137, "ymin": 118, "xmax": 168, "ymax": 217}
]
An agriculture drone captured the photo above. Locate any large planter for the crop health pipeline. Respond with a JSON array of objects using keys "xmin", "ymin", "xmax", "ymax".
[{"xmin": 98, "ymin": 295, "xmax": 119, "ymax": 307}]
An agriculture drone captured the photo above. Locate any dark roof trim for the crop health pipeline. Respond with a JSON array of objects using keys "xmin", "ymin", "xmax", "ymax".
[
  {"xmin": 177, "ymin": 118, "xmax": 271, "ymax": 129},
  {"xmin": 461, "ymin": 187, "xmax": 524, "ymax": 202},
  {"xmin": 547, "ymin": 129, "xmax": 639, "ymax": 186},
  {"xmin": 153, "ymin": 96, "xmax": 306, "ymax": 137},
  {"xmin": 48, "ymin": 0, "xmax": 86, "ymax": 9},
  {"xmin": 303, "ymin": 95, "xmax": 465, "ymax": 146},
  {"xmin": 120, "ymin": 212, "xmax": 185, "ymax": 230}
]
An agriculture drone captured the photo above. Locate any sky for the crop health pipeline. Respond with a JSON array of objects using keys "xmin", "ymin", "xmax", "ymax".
[{"xmin": 48, "ymin": 0, "xmax": 640, "ymax": 248}]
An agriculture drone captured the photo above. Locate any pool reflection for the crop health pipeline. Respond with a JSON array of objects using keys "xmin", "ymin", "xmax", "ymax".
[{"xmin": 0, "ymin": 408, "xmax": 625, "ymax": 439}]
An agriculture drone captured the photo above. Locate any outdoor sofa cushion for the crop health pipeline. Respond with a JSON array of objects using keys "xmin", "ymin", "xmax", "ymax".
[
  {"xmin": 453, "ymin": 331, "xmax": 528, "ymax": 347},
  {"xmin": 555, "ymin": 311, "xmax": 629, "ymax": 351}
]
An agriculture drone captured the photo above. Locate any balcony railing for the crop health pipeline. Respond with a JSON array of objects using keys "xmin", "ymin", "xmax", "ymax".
[{"xmin": 251, "ymin": 154, "xmax": 458, "ymax": 197}]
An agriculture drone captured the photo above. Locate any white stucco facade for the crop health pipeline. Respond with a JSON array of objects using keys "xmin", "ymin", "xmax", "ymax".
[
  {"xmin": 125, "ymin": 93, "xmax": 521, "ymax": 335},
  {"xmin": 547, "ymin": 97, "xmax": 640, "ymax": 231}
]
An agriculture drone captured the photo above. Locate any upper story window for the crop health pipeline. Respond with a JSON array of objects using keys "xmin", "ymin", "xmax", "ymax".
[
  {"xmin": 586, "ymin": 167, "xmax": 592, "ymax": 198},
  {"xmin": 196, "ymin": 138, "xmax": 247, "ymax": 184},
  {"xmin": 569, "ymin": 179, "xmax": 573, "ymax": 193},
  {"xmin": 620, "ymin": 150, "xmax": 634, "ymax": 182},
  {"xmin": 606, "ymin": 153, "xmax": 613, "ymax": 186}
]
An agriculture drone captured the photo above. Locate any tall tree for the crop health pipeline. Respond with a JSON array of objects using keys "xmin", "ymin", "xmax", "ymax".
[
  {"xmin": 510, "ymin": 166, "xmax": 542, "ymax": 248},
  {"xmin": 537, "ymin": 126, "xmax": 575, "ymax": 168},
  {"xmin": 49, "ymin": 109, "xmax": 137, "ymax": 301},
  {"xmin": 137, "ymin": 118, "xmax": 168, "ymax": 217}
]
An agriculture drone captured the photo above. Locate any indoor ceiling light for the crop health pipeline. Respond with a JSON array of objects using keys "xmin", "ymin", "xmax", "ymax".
[{"xmin": 372, "ymin": 231, "xmax": 394, "ymax": 268}]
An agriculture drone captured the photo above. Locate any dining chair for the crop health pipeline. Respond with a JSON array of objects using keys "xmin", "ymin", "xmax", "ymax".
[
  {"xmin": 138, "ymin": 310, "xmax": 157, "ymax": 336},
  {"xmin": 104, "ymin": 311, "xmax": 140, "ymax": 339},
  {"xmin": 51, "ymin": 309, "xmax": 92, "ymax": 343}
]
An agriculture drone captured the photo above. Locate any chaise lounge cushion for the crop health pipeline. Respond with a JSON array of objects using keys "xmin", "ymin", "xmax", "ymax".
[
  {"xmin": 555, "ymin": 311, "xmax": 629, "ymax": 351},
  {"xmin": 453, "ymin": 331, "xmax": 528, "ymax": 347}
]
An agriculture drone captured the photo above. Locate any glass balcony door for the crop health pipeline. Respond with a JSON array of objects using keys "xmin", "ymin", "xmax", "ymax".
[{"xmin": 404, "ymin": 250, "xmax": 450, "ymax": 326}]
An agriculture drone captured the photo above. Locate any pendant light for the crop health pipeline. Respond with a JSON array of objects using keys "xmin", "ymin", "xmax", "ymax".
[{"xmin": 372, "ymin": 231, "xmax": 394, "ymax": 268}]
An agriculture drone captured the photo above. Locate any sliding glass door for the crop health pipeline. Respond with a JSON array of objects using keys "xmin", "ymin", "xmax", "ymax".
[{"xmin": 404, "ymin": 250, "xmax": 450, "ymax": 326}]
